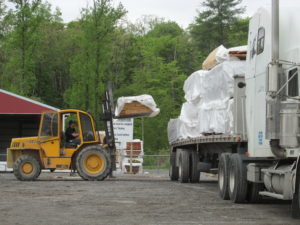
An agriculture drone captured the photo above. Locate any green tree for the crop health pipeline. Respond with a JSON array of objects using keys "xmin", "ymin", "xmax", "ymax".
[
  {"xmin": 228, "ymin": 17, "xmax": 249, "ymax": 46},
  {"xmin": 33, "ymin": 7, "xmax": 68, "ymax": 107},
  {"xmin": 65, "ymin": 0, "xmax": 126, "ymax": 122},
  {"xmin": 121, "ymin": 21, "xmax": 188, "ymax": 152},
  {"xmin": 0, "ymin": 0, "xmax": 250, "ymax": 154},
  {"xmin": 3, "ymin": 0, "xmax": 47, "ymax": 95},
  {"xmin": 190, "ymin": 0, "xmax": 245, "ymax": 57}
]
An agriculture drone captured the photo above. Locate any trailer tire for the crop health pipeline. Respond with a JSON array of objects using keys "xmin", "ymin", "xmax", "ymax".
[
  {"xmin": 228, "ymin": 154, "xmax": 248, "ymax": 203},
  {"xmin": 178, "ymin": 150, "xmax": 189, "ymax": 183},
  {"xmin": 190, "ymin": 151, "xmax": 200, "ymax": 183},
  {"xmin": 218, "ymin": 153, "xmax": 231, "ymax": 200},
  {"xmin": 169, "ymin": 151, "xmax": 179, "ymax": 181},
  {"xmin": 247, "ymin": 182, "xmax": 264, "ymax": 203}
]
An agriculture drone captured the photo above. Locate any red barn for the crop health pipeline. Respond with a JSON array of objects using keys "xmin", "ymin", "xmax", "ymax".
[{"xmin": 0, "ymin": 89, "xmax": 59, "ymax": 162}]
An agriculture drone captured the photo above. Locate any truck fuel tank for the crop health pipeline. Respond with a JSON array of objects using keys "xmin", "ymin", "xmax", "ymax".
[{"xmin": 280, "ymin": 101, "xmax": 300, "ymax": 148}]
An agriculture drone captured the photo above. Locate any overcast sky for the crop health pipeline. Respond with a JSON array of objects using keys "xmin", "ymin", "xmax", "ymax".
[
  {"xmin": 48, "ymin": 0, "xmax": 272, "ymax": 27},
  {"xmin": 21, "ymin": 0, "xmax": 299, "ymax": 28}
]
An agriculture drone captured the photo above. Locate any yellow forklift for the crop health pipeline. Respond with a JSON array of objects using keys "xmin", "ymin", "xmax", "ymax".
[{"xmin": 7, "ymin": 88, "xmax": 126, "ymax": 181}]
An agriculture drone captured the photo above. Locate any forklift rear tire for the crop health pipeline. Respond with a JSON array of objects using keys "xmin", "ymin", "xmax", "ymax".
[
  {"xmin": 169, "ymin": 151, "xmax": 179, "ymax": 181},
  {"xmin": 228, "ymin": 154, "xmax": 248, "ymax": 203},
  {"xmin": 13, "ymin": 154, "xmax": 41, "ymax": 181},
  {"xmin": 178, "ymin": 149, "xmax": 189, "ymax": 183},
  {"xmin": 189, "ymin": 151, "xmax": 200, "ymax": 183},
  {"xmin": 218, "ymin": 153, "xmax": 231, "ymax": 200},
  {"xmin": 76, "ymin": 146, "xmax": 111, "ymax": 181}
]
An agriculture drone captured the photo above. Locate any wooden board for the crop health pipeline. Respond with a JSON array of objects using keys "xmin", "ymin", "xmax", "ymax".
[
  {"xmin": 119, "ymin": 101, "xmax": 153, "ymax": 116},
  {"xmin": 229, "ymin": 50, "xmax": 247, "ymax": 60}
]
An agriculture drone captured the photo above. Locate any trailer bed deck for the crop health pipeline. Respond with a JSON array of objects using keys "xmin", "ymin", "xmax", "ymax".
[{"xmin": 170, "ymin": 134, "xmax": 245, "ymax": 147}]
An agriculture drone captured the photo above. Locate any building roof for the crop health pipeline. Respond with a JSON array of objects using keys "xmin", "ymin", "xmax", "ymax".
[{"xmin": 0, "ymin": 89, "xmax": 59, "ymax": 114}]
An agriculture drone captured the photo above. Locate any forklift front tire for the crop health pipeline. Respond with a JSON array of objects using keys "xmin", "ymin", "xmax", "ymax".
[
  {"xmin": 76, "ymin": 146, "xmax": 111, "ymax": 181},
  {"xmin": 13, "ymin": 154, "xmax": 41, "ymax": 181}
]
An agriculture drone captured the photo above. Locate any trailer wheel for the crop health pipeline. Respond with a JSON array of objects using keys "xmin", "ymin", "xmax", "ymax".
[
  {"xmin": 178, "ymin": 149, "xmax": 189, "ymax": 183},
  {"xmin": 292, "ymin": 169, "xmax": 300, "ymax": 218},
  {"xmin": 189, "ymin": 151, "xmax": 200, "ymax": 183},
  {"xmin": 228, "ymin": 154, "xmax": 248, "ymax": 203},
  {"xmin": 218, "ymin": 153, "xmax": 231, "ymax": 200},
  {"xmin": 247, "ymin": 182, "xmax": 264, "ymax": 203},
  {"xmin": 169, "ymin": 151, "xmax": 179, "ymax": 181}
]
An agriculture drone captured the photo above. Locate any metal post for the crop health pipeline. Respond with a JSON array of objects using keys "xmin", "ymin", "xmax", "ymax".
[
  {"xmin": 130, "ymin": 143, "xmax": 133, "ymax": 174},
  {"xmin": 142, "ymin": 118, "xmax": 144, "ymax": 143}
]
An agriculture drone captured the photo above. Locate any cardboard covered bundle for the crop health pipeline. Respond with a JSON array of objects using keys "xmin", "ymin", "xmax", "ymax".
[
  {"xmin": 202, "ymin": 45, "xmax": 247, "ymax": 70},
  {"xmin": 202, "ymin": 45, "xmax": 228, "ymax": 70},
  {"xmin": 115, "ymin": 95, "xmax": 160, "ymax": 118}
]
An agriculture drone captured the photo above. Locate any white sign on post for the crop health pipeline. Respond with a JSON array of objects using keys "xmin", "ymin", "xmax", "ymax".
[{"xmin": 113, "ymin": 118, "xmax": 134, "ymax": 149}]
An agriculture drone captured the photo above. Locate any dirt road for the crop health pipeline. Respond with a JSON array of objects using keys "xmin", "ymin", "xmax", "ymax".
[{"xmin": 0, "ymin": 172, "xmax": 298, "ymax": 225}]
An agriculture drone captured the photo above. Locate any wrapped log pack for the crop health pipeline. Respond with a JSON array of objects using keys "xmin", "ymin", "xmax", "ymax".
[
  {"xmin": 202, "ymin": 45, "xmax": 228, "ymax": 70},
  {"xmin": 115, "ymin": 95, "xmax": 160, "ymax": 118},
  {"xmin": 168, "ymin": 60, "xmax": 246, "ymax": 143}
]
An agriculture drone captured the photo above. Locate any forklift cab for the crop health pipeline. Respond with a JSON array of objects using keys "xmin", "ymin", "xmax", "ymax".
[{"xmin": 38, "ymin": 109, "xmax": 99, "ymax": 158}]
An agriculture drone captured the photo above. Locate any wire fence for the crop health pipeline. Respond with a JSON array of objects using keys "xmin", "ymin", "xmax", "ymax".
[
  {"xmin": 143, "ymin": 155, "xmax": 170, "ymax": 170},
  {"xmin": 118, "ymin": 153, "xmax": 170, "ymax": 176},
  {"xmin": 0, "ymin": 152, "xmax": 171, "ymax": 175}
]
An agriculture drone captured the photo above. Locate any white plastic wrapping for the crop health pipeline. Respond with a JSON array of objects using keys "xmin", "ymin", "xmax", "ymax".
[
  {"xmin": 168, "ymin": 60, "xmax": 245, "ymax": 143},
  {"xmin": 115, "ymin": 94, "xmax": 160, "ymax": 117},
  {"xmin": 215, "ymin": 45, "xmax": 229, "ymax": 63},
  {"xmin": 184, "ymin": 61, "xmax": 245, "ymax": 103}
]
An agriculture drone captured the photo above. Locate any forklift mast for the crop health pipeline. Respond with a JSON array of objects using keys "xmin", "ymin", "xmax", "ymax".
[{"xmin": 101, "ymin": 85, "xmax": 117, "ymax": 171}]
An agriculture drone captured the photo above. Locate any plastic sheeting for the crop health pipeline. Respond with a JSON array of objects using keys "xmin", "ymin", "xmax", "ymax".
[
  {"xmin": 115, "ymin": 95, "xmax": 160, "ymax": 118},
  {"xmin": 184, "ymin": 61, "xmax": 245, "ymax": 103},
  {"xmin": 202, "ymin": 45, "xmax": 229, "ymax": 70},
  {"xmin": 202, "ymin": 45, "xmax": 247, "ymax": 70},
  {"xmin": 168, "ymin": 60, "xmax": 245, "ymax": 143}
]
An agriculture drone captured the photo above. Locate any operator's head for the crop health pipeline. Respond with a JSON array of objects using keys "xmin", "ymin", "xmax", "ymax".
[{"xmin": 69, "ymin": 120, "xmax": 76, "ymax": 128}]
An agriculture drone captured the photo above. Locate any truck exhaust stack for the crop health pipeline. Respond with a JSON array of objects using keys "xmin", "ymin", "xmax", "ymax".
[{"xmin": 268, "ymin": 0, "xmax": 279, "ymax": 93}]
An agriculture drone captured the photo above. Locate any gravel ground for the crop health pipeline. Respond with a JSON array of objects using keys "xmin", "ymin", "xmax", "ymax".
[{"xmin": 0, "ymin": 171, "xmax": 299, "ymax": 225}]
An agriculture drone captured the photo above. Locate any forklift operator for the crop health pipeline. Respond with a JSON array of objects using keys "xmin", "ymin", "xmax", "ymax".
[{"xmin": 65, "ymin": 120, "xmax": 80, "ymax": 145}]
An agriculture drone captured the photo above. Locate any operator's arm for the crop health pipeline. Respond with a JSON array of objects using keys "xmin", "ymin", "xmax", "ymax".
[{"xmin": 72, "ymin": 133, "xmax": 79, "ymax": 137}]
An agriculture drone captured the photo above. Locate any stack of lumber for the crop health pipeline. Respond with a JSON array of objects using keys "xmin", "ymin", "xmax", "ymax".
[
  {"xmin": 115, "ymin": 95, "xmax": 160, "ymax": 118},
  {"xmin": 202, "ymin": 45, "xmax": 228, "ymax": 70},
  {"xmin": 119, "ymin": 101, "xmax": 152, "ymax": 117},
  {"xmin": 229, "ymin": 49, "xmax": 247, "ymax": 60},
  {"xmin": 202, "ymin": 45, "xmax": 247, "ymax": 70}
]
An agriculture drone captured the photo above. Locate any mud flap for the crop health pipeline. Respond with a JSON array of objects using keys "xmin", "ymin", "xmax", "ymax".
[{"xmin": 292, "ymin": 156, "xmax": 300, "ymax": 218}]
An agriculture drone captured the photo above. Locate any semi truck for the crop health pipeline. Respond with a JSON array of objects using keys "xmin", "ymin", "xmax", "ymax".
[{"xmin": 169, "ymin": 0, "xmax": 300, "ymax": 218}]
